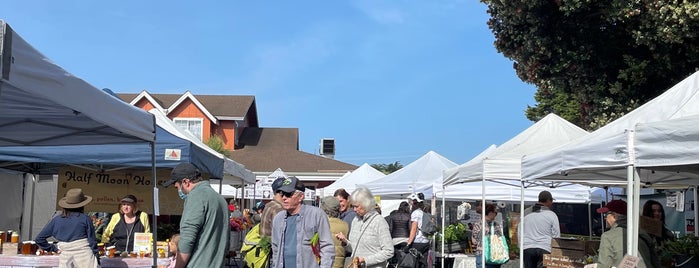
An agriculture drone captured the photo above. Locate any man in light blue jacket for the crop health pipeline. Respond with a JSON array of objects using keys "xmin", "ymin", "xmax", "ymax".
[{"xmin": 271, "ymin": 177, "xmax": 334, "ymax": 268}]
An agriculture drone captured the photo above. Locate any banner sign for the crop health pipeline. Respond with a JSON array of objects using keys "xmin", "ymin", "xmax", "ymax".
[{"xmin": 57, "ymin": 166, "xmax": 186, "ymax": 215}]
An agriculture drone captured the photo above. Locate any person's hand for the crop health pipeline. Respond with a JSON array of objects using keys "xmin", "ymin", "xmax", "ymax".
[{"xmin": 335, "ymin": 232, "xmax": 347, "ymax": 243}]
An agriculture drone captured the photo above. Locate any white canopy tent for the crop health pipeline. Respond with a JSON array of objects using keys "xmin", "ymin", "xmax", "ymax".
[
  {"xmin": 363, "ymin": 151, "xmax": 457, "ymax": 199},
  {"xmin": 321, "ymin": 163, "xmax": 385, "ymax": 197},
  {"xmin": 438, "ymin": 113, "xmax": 588, "ymax": 268},
  {"xmin": 443, "ymin": 113, "xmax": 588, "ymax": 186},
  {"xmin": 522, "ymin": 71, "xmax": 699, "ymax": 257}
]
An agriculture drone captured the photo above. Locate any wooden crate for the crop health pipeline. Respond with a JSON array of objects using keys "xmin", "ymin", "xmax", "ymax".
[{"xmin": 543, "ymin": 238, "xmax": 600, "ymax": 268}]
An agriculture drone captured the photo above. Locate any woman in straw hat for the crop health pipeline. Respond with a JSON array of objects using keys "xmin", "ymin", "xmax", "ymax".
[{"xmin": 35, "ymin": 188, "xmax": 100, "ymax": 268}]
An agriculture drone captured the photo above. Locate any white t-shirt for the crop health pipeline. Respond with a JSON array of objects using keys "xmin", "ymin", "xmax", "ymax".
[{"xmin": 410, "ymin": 209, "xmax": 429, "ymax": 243}]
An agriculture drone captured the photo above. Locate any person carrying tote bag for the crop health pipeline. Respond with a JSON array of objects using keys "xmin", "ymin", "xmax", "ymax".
[{"xmin": 472, "ymin": 203, "xmax": 507, "ymax": 268}]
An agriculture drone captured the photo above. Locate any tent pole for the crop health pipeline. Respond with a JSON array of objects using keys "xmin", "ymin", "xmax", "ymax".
[
  {"xmin": 695, "ymin": 186, "xmax": 698, "ymax": 237},
  {"xmin": 481, "ymin": 178, "xmax": 486, "ymax": 268},
  {"xmin": 520, "ymin": 180, "xmax": 524, "ymax": 268},
  {"xmin": 150, "ymin": 141, "xmax": 158, "ymax": 268},
  {"xmin": 440, "ymin": 184, "xmax": 445, "ymax": 268}
]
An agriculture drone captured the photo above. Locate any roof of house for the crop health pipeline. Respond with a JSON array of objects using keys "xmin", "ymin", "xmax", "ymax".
[
  {"xmin": 118, "ymin": 92, "xmax": 257, "ymax": 121},
  {"xmin": 230, "ymin": 127, "xmax": 358, "ymax": 173}
]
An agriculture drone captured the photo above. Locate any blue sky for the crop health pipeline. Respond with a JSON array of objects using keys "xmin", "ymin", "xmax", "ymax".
[{"xmin": 2, "ymin": 1, "xmax": 536, "ymax": 166}]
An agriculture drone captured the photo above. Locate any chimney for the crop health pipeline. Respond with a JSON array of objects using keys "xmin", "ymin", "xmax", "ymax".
[{"xmin": 320, "ymin": 138, "xmax": 335, "ymax": 159}]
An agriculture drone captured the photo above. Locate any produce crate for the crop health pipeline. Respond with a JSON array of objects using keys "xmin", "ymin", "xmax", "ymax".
[{"xmin": 543, "ymin": 238, "xmax": 600, "ymax": 268}]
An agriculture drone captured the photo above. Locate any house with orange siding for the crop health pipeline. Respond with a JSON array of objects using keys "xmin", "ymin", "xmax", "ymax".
[{"xmin": 118, "ymin": 91, "xmax": 357, "ymax": 190}]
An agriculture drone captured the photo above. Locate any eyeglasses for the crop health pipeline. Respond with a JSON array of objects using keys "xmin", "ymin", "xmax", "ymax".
[{"xmin": 281, "ymin": 191, "xmax": 297, "ymax": 198}]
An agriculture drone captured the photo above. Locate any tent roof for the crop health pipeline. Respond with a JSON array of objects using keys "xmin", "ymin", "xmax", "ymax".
[
  {"xmin": 321, "ymin": 163, "xmax": 385, "ymax": 197},
  {"xmin": 363, "ymin": 151, "xmax": 457, "ymax": 198},
  {"xmin": 443, "ymin": 113, "xmax": 588, "ymax": 186},
  {"xmin": 0, "ymin": 108, "xmax": 256, "ymax": 181},
  {"xmin": 522, "ymin": 71, "xmax": 699, "ymax": 186},
  {"xmin": 0, "ymin": 20, "xmax": 155, "ymax": 146},
  {"xmin": 435, "ymin": 181, "xmax": 603, "ymax": 203}
]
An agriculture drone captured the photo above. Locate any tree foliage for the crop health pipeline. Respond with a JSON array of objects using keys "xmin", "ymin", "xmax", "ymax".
[
  {"xmin": 482, "ymin": 0, "xmax": 699, "ymax": 129},
  {"xmin": 205, "ymin": 134, "xmax": 231, "ymax": 157},
  {"xmin": 371, "ymin": 161, "xmax": 404, "ymax": 174}
]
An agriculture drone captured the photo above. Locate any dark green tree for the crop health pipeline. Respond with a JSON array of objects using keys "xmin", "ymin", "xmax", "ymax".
[
  {"xmin": 371, "ymin": 161, "xmax": 403, "ymax": 175},
  {"xmin": 481, "ymin": 0, "xmax": 699, "ymax": 129}
]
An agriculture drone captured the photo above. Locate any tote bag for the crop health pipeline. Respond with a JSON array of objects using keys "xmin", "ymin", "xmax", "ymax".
[{"xmin": 484, "ymin": 223, "xmax": 509, "ymax": 265}]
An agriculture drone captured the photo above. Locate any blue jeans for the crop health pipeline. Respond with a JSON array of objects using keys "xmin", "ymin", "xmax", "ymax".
[{"xmin": 475, "ymin": 254, "xmax": 501, "ymax": 268}]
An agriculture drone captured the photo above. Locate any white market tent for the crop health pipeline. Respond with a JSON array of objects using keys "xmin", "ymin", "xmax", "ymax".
[
  {"xmin": 522, "ymin": 71, "xmax": 699, "ymax": 186},
  {"xmin": 521, "ymin": 71, "xmax": 699, "ymax": 256},
  {"xmin": 321, "ymin": 163, "xmax": 385, "ymax": 197},
  {"xmin": 443, "ymin": 113, "xmax": 589, "ymax": 186},
  {"xmin": 438, "ymin": 113, "xmax": 589, "ymax": 268},
  {"xmin": 363, "ymin": 151, "xmax": 457, "ymax": 199},
  {"xmin": 435, "ymin": 181, "xmax": 603, "ymax": 203}
]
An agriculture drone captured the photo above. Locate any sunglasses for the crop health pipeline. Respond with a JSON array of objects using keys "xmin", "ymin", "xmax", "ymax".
[{"xmin": 281, "ymin": 191, "xmax": 298, "ymax": 198}]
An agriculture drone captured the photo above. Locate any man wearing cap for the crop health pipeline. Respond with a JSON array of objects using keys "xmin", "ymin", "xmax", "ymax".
[
  {"xmin": 163, "ymin": 163, "xmax": 229, "ymax": 268},
  {"xmin": 521, "ymin": 190, "xmax": 560, "ymax": 268},
  {"xmin": 271, "ymin": 176, "xmax": 334, "ymax": 268},
  {"xmin": 596, "ymin": 200, "xmax": 659, "ymax": 268},
  {"xmin": 259, "ymin": 177, "xmax": 286, "ymax": 237}
]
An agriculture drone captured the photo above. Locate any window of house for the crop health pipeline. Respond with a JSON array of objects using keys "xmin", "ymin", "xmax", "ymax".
[{"xmin": 174, "ymin": 118, "xmax": 203, "ymax": 140}]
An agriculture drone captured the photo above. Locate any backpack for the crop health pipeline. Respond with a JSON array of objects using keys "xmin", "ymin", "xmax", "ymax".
[
  {"xmin": 241, "ymin": 224, "xmax": 270, "ymax": 268},
  {"xmin": 419, "ymin": 211, "xmax": 437, "ymax": 236}
]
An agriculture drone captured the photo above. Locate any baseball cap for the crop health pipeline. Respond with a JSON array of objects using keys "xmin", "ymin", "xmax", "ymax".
[
  {"xmin": 276, "ymin": 176, "xmax": 305, "ymax": 193},
  {"xmin": 538, "ymin": 191, "xmax": 555, "ymax": 202},
  {"xmin": 597, "ymin": 199, "xmax": 627, "ymax": 215},
  {"xmin": 321, "ymin": 196, "xmax": 341, "ymax": 212},
  {"xmin": 162, "ymin": 163, "xmax": 200, "ymax": 187},
  {"xmin": 407, "ymin": 193, "xmax": 423, "ymax": 203},
  {"xmin": 271, "ymin": 177, "xmax": 286, "ymax": 192},
  {"xmin": 121, "ymin": 194, "xmax": 137, "ymax": 204}
]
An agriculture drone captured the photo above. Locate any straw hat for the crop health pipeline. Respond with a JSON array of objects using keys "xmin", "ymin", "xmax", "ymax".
[{"xmin": 58, "ymin": 188, "xmax": 93, "ymax": 209}]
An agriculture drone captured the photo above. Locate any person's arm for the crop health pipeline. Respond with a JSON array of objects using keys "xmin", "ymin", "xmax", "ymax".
[
  {"xmin": 550, "ymin": 212, "xmax": 561, "ymax": 238},
  {"xmin": 35, "ymin": 217, "xmax": 58, "ymax": 252},
  {"xmin": 101, "ymin": 213, "xmax": 120, "ymax": 244},
  {"xmin": 139, "ymin": 211, "xmax": 151, "ymax": 233},
  {"xmin": 362, "ymin": 217, "xmax": 394, "ymax": 266},
  {"xmin": 177, "ymin": 196, "xmax": 206, "ymax": 267},
  {"xmin": 318, "ymin": 213, "xmax": 335, "ymax": 268},
  {"xmin": 597, "ymin": 232, "xmax": 614, "ymax": 268},
  {"xmin": 174, "ymin": 253, "xmax": 190, "ymax": 268},
  {"xmin": 407, "ymin": 221, "xmax": 418, "ymax": 245},
  {"xmin": 85, "ymin": 214, "xmax": 99, "ymax": 256}
]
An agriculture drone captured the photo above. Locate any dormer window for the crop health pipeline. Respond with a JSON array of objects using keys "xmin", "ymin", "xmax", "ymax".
[{"xmin": 174, "ymin": 118, "xmax": 203, "ymax": 140}]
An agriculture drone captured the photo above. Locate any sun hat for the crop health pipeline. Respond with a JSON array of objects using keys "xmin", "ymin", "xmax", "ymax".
[
  {"xmin": 58, "ymin": 188, "xmax": 93, "ymax": 209},
  {"xmin": 163, "ymin": 163, "xmax": 200, "ymax": 187}
]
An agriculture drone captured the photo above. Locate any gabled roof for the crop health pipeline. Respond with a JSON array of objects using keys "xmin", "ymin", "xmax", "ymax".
[
  {"xmin": 230, "ymin": 127, "xmax": 358, "ymax": 173},
  {"xmin": 118, "ymin": 91, "xmax": 258, "ymax": 126}
]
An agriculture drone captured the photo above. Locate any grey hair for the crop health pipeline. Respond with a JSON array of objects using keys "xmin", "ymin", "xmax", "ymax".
[{"xmin": 350, "ymin": 187, "xmax": 376, "ymax": 211}]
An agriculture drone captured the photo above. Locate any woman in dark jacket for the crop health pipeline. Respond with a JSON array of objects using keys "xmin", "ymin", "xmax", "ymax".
[
  {"xmin": 101, "ymin": 194, "xmax": 150, "ymax": 252},
  {"xmin": 386, "ymin": 201, "xmax": 412, "ymax": 267}
]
